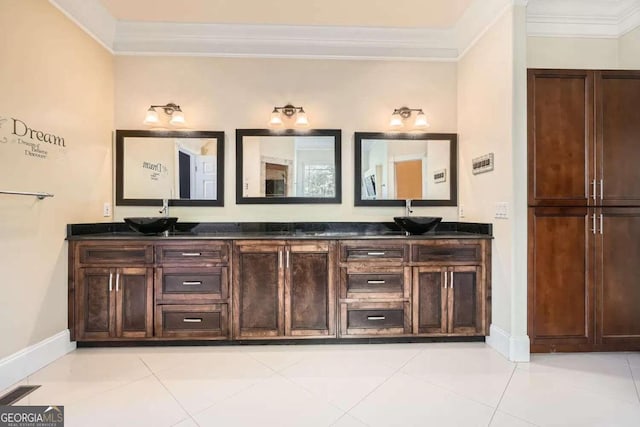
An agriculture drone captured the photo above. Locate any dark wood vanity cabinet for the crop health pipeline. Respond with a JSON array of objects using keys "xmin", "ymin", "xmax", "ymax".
[
  {"xmin": 232, "ymin": 240, "xmax": 336, "ymax": 339},
  {"xmin": 70, "ymin": 236, "xmax": 490, "ymax": 344},
  {"xmin": 411, "ymin": 242, "xmax": 488, "ymax": 337},
  {"xmin": 72, "ymin": 242, "xmax": 154, "ymax": 341}
]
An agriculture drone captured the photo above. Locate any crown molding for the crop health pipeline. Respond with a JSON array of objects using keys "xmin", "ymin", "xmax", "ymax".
[
  {"xmin": 49, "ymin": 0, "xmax": 115, "ymax": 52},
  {"xmin": 49, "ymin": 0, "xmax": 640, "ymax": 60},
  {"xmin": 527, "ymin": 0, "xmax": 640, "ymax": 38},
  {"xmin": 113, "ymin": 21, "xmax": 459, "ymax": 61}
]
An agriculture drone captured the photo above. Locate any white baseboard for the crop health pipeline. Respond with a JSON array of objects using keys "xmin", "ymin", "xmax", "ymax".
[
  {"xmin": 0, "ymin": 330, "xmax": 76, "ymax": 391},
  {"xmin": 486, "ymin": 324, "xmax": 530, "ymax": 362}
]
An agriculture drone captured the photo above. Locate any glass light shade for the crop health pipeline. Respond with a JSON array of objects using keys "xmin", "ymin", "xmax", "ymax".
[
  {"xmin": 169, "ymin": 110, "xmax": 185, "ymax": 125},
  {"xmin": 269, "ymin": 110, "xmax": 283, "ymax": 126},
  {"xmin": 414, "ymin": 111, "xmax": 429, "ymax": 128},
  {"xmin": 143, "ymin": 108, "xmax": 159, "ymax": 125},
  {"xmin": 295, "ymin": 110, "xmax": 309, "ymax": 127},
  {"xmin": 389, "ymin": 112, "xmax": 403, "ymax": 128}
]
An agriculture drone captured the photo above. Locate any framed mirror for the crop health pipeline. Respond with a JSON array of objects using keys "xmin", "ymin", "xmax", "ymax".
[
  {"xmin": 354, "ymin": 132, "xmax": 457, "ymax": 206},
  {"xmin": 115, "ymin": 130, "xmax": 224, "ymax": 206},
  {"xmin": 236, "ymin": 129, "xmax": 342, "ymax": 204}
]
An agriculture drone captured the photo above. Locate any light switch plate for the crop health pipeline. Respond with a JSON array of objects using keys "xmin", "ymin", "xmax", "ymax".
[
  {"xmin": 459, "ymin": 205, "xmax": 465, "ymax": 218},
  {"xmin": 472, "ymin": 153, "xmax": 494, "ymax": 175},
  {"xmin": 103, "ymin": 202, "xmax": 112, "ymax": 217},
  {"xmin": 494, "ymin": 202, "xmax": 508, "ymax": 219}
]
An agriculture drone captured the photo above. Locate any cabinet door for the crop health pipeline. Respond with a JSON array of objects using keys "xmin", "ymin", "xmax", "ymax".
[
  {"xmin": 448, "ymin": 266, "xmax": 482, "ymax": 335},
  {"xmin": 527, "ymin": 69, "xmax": 594, "ymax": 206},
  {"xmin": 285, "ymin": 241, "xmax": 336, "ymax": 337},
  {"xmin": 77, "ymin": 268, "xmax": 115, "ymax": 340},
  {"xmin": 233, "ymin": 242, "xmax": 284, "ymax": 338},
  {"xmin": 596, "ymin": 71, "xmax": 640, "ymax": 206},
  {"xmin": 528, "ymin": 207, "xmax": 595, "ymax": 352},
  {"xmin": 116, "ymin": 268, "xmax": 153, "ymax": 338},
  {"xmin": 596, "ymin": 208, "xmax": 640, "ymax": 348},
  {"xmin": 412, "ymin": 267, "xmax": 448, "ymax": 334}
]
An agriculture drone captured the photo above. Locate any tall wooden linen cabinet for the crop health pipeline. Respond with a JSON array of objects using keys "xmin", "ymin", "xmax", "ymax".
[{"xmin": 528, "ymin": 69, "xmax": 640, "ymax": 352}]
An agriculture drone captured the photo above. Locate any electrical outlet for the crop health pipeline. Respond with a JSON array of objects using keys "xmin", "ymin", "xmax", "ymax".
[
  {"xmin": 494, "ymin": 202, "xmax": 508, "ymax": 219},
  {"xmin": 103, "ymin": 202, "xmax": 112, "ymax": 217},
  {"xmin": 459, "ymin": 205, "xmax": 465, "ymax": 218}
]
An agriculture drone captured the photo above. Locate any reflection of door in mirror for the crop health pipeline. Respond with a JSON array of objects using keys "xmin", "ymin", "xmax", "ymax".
[
  {"xmin": 176, "ymin": 143, "xmax": 217, "ymax": 200},
  {"xmin": 395, "ymin": 160, "xmax": 422, "ymax": 200},
  {"xmin": 265, "ymin": 163, "xmax": 287, "ymax": 197}
]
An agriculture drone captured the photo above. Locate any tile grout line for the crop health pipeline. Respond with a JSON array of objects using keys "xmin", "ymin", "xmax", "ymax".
[
  {"xmin": 486, "ymin": 362, "xmax": 517, "ymax": 426},
  {"xmin": 138, "ymin": 356, "xmax": 201, "ymax": 427},
  {"xmin": 330, "ymin": 347, "xmax": 427, "ymax": 426},
  {"xmin": 625, "ymin": 354, "xmax": 640, "ymax": 405}
]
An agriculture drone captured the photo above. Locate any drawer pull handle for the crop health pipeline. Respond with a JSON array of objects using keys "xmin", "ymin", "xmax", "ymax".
[
  {"xmin": 366, "ymin": 252, "xmax": 386, "ymax": 256},
  {"xmin": 367, "ymin": 315, "xmax": 386, "ymax": 321},
  {"xmin": 181, "ymin": 252, "xmax": 201, "ymax": 257},
  {"xmin": 367, "ymin": 280, "xmax": 386, "ymax": 284},
  {"xmin": 183, "ymin": 318, "xmax": 203, "ymax": 323},
  {"xmin": 182, "ymin": 281, "xmax": 202, "ymax": 286}
]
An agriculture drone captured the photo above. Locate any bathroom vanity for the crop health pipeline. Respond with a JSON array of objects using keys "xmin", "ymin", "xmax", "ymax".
[{"xmin": 67, "ymin": 222, "xmax": 491, "ymax": 345}]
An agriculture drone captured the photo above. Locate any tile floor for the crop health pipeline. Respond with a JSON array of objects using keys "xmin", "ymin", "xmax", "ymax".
[{"xmin": 2, "ymin": 343, "xmax": 640, "ymax": 426}]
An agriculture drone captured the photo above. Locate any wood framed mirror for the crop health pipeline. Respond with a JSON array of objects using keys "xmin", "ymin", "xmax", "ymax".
[
  {"xmin": 354, "ymin": 132, "xmax": 457, "ymax": 207},
  {"xmin": 115, "ymin": 130, "xmax": 225, "ymax": 206},
  {"xmin": 236, "ymin": 129, "xmax": 342, "ymax": 204}
]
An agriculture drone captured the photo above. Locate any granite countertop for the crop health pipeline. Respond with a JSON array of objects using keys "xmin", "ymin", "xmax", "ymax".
[{"xmin": 66, "ymin": 222, "xmax": 493, "ymax": 241}]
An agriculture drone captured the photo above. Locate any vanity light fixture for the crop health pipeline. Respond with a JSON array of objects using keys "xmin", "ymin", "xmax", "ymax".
[
  {"xmin": 143, "ymin": 103, "xmax": 185, "ymax": 126},
  {"xmin": 389, "ymin": 107, "xmax": 430, "ymax": 130},
  {"xmin": 268, "ymin": 104, "xmax": 309, "ymax": 128}
]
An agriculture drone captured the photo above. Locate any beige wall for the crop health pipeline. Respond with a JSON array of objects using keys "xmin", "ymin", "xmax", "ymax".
[
  {"xmin": 620, "ymin": 27, "xmax": 640, "ymax": 68},
  {"xmin": 527, "ymin": 36, "xmax": 620, "ymax": 69},
  {"xmin": 113, "ymin": 57, "xmax": 459, "ymax": 221},
  {"xmin": 458, "ymin": 8, "xmax": 515, "ymax": 336},
  {"xmin": 0, "ymin": 1, "xmax": 113, "ymax": 358}
]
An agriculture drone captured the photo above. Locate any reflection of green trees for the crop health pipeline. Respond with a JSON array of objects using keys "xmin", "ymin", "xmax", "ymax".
[{"xmin": 303, "ymin": 165, "xmax": 335, "ymax": 197}]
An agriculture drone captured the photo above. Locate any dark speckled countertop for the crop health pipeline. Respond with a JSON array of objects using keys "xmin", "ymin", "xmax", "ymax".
[{"xmin": 66, "ymin": 222, "xmax": 492, "ymax": 240}]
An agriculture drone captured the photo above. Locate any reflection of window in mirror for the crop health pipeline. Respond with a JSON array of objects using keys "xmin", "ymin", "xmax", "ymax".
[{"xmin": 243, "ymin": 136, "xmax": 335, "ymax": 198}]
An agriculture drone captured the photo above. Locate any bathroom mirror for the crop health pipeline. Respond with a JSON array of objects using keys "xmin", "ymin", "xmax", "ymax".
[
  {"xmin": 236, "ymin": 129, "xmax": 342, "ymax": 204},
  {"xmin": 115, "ymin": 130, "xmax": 224, "ymax": 206},
  {"xmin": 354, "ymin": 132, "xmax": 457, "ymax": 206}
]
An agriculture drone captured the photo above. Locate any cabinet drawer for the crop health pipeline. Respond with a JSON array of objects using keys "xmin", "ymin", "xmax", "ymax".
[
  {"xmin": 348, "ymin": 309, "xmax": 404, "ymax": 329},
  {"xmin": 340, "ymin": 242, "xmax": 407, "ymax": 263},
  {"xmin": 342, "ymin": 268, "xmax": 407, "ymax": 300},
  {"xmin": 156, "ymin": 267, "xmax": 228, "ymax": 303},
  {"xmin": 412, "ymin": 243, "xmax": 481, "ymax": 264},
  {"xmin": 77, "ymin": 243, "xmax": 153, "ymax": 265},
  {"xmin": 156, "ymin": 242, "xmax": 229, "ymax": 265},
  {"xmin": 155, "ymin": 304, "xmax": 228, "ymax": 338},
  {"xmin": 340, "ymin": 302, "xmax": 411, "ymax": 337}
]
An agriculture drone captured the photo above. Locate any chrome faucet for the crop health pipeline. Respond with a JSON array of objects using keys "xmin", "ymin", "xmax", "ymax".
[
  {"xmin": 159, "ymin": 198, "xmax": 169, "ymax": 217},
  {"xmin": 405, "ymin": 199, "xmax": 413, "ymax": 217}
]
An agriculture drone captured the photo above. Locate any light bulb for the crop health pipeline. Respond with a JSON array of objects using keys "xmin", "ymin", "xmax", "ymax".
[
  {"xmin": 414, "ymin": 111, "xmax": 429, "ymax": 128},
  {"xmin": 389, "ymin": 112, "xmax": 403, "ymax": 128},
  {"xmin": 143, "ymin": 108, "xmax": 159, "ymax": 125},
  {"xmin": 269, "ymin": 109, "xmax": 283, "ymax": 126},
  {"xmin": 169, "ymin": 110, "xmax": 185, "ymax": 125},
  {"xmin": 295, "ymin": 109, "xmax": 309, "ymax": 127}
]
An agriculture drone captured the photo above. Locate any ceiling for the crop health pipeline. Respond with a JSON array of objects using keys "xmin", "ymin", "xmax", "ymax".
[{"xmin": 98, "ymin": 0, "xmax": 474, "ymax": 28}]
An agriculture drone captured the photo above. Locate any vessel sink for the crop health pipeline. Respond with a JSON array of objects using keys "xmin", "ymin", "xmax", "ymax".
[
  {"xmin": 124, "ymin": 217, "xmax": 178, "ymax": 234},
  {"xmin": 393, "ymin": 216, "xmax": 442, "ymax": 235}
]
